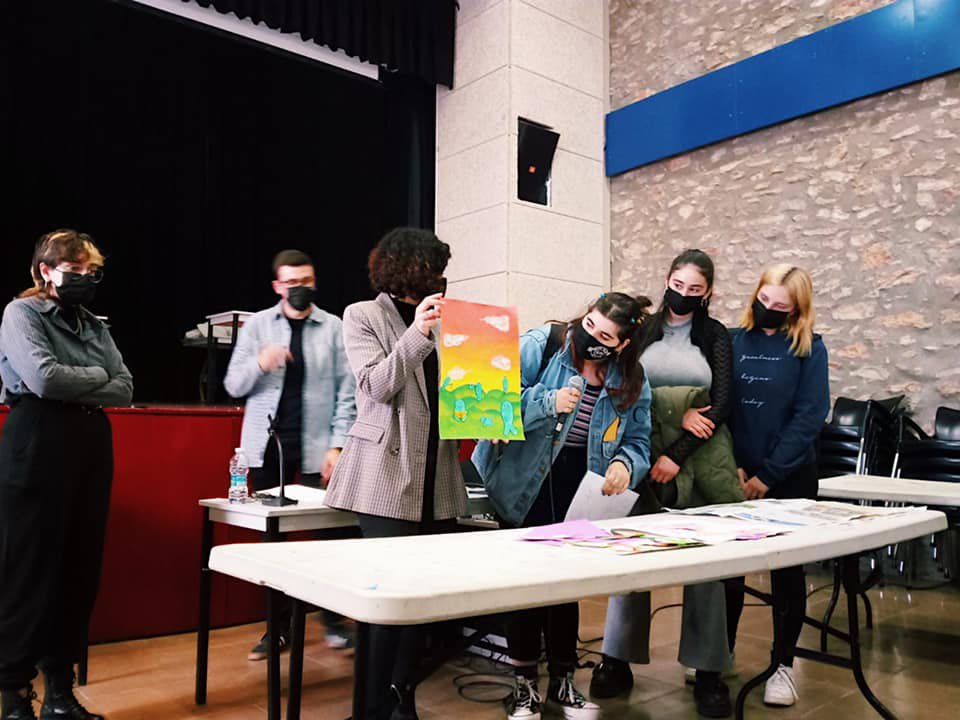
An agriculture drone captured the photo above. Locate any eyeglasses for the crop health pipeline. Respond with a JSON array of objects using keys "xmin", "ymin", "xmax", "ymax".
[
  {"xmin": 55, "ymin": 267, "xmax": 104, "ymax": 284},
  {"xmin": 277, "ymin": 277, "xmax": 315, "ymax": 288}
]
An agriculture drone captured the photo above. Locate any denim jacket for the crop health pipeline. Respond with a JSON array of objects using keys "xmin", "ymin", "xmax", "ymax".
[
  {"xmin": 471, "ymin": 324, "xmax": 652, "ymax": 526},
  {"xmin": 223, "ymin": 302, "xmax": 356, "ymax": 473}
]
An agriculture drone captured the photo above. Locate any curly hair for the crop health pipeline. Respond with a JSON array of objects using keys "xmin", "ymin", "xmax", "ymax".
[{"xmin": 368, "ymin": 227, "xmax": 451, "ymax": 299}]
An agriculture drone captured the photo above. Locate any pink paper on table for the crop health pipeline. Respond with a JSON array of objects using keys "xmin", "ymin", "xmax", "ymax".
[{"xmin": 521, "ymin": 519, "xmax": 610, "ymax": 543}]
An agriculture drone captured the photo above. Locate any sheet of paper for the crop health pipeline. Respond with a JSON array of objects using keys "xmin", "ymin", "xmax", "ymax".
[
  {"xmin": 564, "ymin": 471, "xmax": 639, "ymax": 522},
  {"xmin": 521, "ymin": 519, "xmax": 610, "ymax": 543},
  {"xmin": 437, "ymin": 298, "xmax": 524, "ymax": 441},
  {"xmin": 258, "ymin": 484, "xmax": 328, "ymax": 503}
]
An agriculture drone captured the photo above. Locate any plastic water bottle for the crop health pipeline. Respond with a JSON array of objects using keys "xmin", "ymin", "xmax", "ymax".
[{"xmin": 228, "ymin": 448, "xmax": 249, "ymax": 503}]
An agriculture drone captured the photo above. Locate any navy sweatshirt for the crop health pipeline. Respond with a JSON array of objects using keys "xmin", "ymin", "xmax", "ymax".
[{"xmin": 730, "ymin": 327, "xmax": 830, "ymax": 490}]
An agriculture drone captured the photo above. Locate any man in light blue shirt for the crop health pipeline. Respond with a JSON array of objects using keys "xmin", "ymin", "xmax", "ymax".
[{"xmin": 224, "ymin": 249, "xmax": 356, "ymax": 658}]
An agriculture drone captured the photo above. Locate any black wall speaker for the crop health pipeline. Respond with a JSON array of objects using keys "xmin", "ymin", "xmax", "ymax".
[{"xmin": 517, "ymin": 118, "xmax": 560, "ymax": 205}]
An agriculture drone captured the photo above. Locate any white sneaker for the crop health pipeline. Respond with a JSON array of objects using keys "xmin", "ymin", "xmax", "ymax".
[
  {"xmin": 763, "ymin": 664, "xmax": 798, "ymax": 707},
  {"xmin": 684, "ymin": 652, "xmax": 737, "ymax": 685},
  {"xmin": 546, "ymin": 673, "xmax": 600, "ymax": 720},
  {"xmin": 506, "ymin": 675, "xmax": 542, "ymax": 720}
]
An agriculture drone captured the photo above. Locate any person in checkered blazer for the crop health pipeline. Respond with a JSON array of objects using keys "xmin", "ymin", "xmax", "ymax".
[{"xmin": 325, "ymin": 227, "xmax": 465, "ymax": 720}]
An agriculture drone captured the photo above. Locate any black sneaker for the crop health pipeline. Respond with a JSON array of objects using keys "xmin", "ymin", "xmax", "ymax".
[
  {"xmin": 1, "ymin": 686, "xmax": 38, "ymax": 720},
  {"xmin": 247, "ymin": 632, "xmax": 289, "ymax": 661},
  {"xmin": 546, "ymin": 674, "xmax": 599, "ymax": 720},
  {"xmin": 505, "ymin": 675, "xmax": 541, "ymax": 720},
  {"xmin": 38, "ymin": 690, "xmax": 103, "ymax": 720},
  {"xmin": 693, "ymin": 676, "xmax": 732, "ymax": 718},
  {"xmin": 589, "ymin": 655, "xmax": 634, "ymax": 698}
]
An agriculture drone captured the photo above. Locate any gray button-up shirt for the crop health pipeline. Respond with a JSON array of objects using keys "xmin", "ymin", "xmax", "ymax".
[
  {"xmin": 223, "ymin": 302, "xmax": 356, "ymax": 473},
  {"xmin": 0, "ymin": 295, "xmax": 134, "ymax": 406}
]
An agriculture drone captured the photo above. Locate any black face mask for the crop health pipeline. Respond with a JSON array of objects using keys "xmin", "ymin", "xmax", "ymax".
[
  {"xmin": 753, "ymin": 298, "xmax": 789, "ymax": 329},
  {"xmin": 664, "ymin": 287, "xmax": 703, "ymax": 316},
  {"xmin": 55, "ymin": 272, "xmax": 97, "ymax": 307},
  {"xmin": 287, "ymin": 286, "xmax": 315, "ymax": 312},
  {"xmin": 573, "ymin": 322, "xmax": 616, "ymax": 362}
]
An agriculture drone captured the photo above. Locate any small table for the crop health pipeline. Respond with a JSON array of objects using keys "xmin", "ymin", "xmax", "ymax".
[
  {"xmin": 819, "ymin": 474, "xmax": 960, "ymax": 507},
  {"xmin": 194, "ymin": 486, "xmax": 493, "ymax": 708},
  {"xmin": 209, "ymin": 507, "xmax": 946, "ymax": 720},
  {"xmin": 816, "ymin": 473, "xmax": 960, "ymax": 649}
]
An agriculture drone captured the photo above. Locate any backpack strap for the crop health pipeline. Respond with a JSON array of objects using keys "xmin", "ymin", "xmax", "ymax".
[{"xmin": 537, "ymin": 323, "xmax": 566, "ymax": 381}]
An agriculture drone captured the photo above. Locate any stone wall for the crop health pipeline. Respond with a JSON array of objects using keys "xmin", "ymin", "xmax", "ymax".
[{"xmin": 609, "ymin": 1, "xmax": 960, "ymax": 427}]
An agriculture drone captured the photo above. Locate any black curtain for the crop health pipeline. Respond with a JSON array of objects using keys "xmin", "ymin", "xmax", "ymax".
[
  {"xmin": 0, "ymin": 0, "xmax": 436, "ymax": 402},
  {"xmin": 185, "ymin": 0, "xmax": 458, "ymax": 88}
]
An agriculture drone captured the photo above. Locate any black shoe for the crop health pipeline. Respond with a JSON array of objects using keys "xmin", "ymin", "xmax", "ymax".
[
  {"xmin": 1, "ymin": 686, "xmax": 38, "ymax": 720},
  {"xmin": 588, "ymin": 655, "xmax": 634, "ymax": 699},
  {"xmin": 387, "ymin": 684, "xmax": 419, "ymax": 720},
  {"xmin": 693, "ymin": 676, "xmax": 732, "ymax": 718},
  {"xmin": 39, "ymin": 670, "xmax": 104, "ymax": 720},
  {"xmin": 247, "ymin": 632, "xmax": 289, "ymax": 661}
]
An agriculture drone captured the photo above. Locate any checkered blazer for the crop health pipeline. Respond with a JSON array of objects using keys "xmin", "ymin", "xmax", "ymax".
[{"xmin": 324, "ymin": 293, "xmax": 467, "ymax": 522}]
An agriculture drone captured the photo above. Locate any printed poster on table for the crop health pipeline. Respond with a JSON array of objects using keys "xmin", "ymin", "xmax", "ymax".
[{"xmin": 438, "ymin": 299, "xmax": 524, "ymax": 441}]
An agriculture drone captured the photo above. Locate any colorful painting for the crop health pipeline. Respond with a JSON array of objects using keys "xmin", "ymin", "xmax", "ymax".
[{"xmin": 438, "ymin": 299, "xmax": 525, "ymax": 441}]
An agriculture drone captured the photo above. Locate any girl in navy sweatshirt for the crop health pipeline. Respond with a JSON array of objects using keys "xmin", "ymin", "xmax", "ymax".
[{"xmin": 727, "ymin": 264, "xmax": 830, "ymax": 708}]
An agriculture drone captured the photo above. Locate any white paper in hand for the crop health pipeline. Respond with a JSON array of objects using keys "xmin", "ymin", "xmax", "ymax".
[{"xmin": 564, "ymin": 471, "xmax": 638, "ymax": 521}]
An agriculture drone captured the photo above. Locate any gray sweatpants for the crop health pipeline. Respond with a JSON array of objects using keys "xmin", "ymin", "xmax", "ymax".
[{"xmin": 601, "ymin": 581, "xmax": 729, "ymax": 671}]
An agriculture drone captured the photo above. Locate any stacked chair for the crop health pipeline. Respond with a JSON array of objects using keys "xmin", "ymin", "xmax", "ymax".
[
  {"xmin": 892, "ymin": 406, "xmax": 960, "ymax": 579},
  {"xmin": 816, "ymin": 396, "xmax": 905, "ymax": 650}
]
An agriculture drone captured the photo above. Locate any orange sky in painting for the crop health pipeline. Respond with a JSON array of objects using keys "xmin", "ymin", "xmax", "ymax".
[{"xmin": 439, "ymin": 299, "xmax": 521, "ymax": 392}]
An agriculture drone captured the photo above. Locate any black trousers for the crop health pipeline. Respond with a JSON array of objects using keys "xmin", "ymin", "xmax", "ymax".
[
  {"xmin": 506, "ymin": 446, "xmax": 586, "ymax": 678},
  {"xmin": 726, "ymin": 463, "xmax": 819, "ymax": 666},
  {"xmin": 355, "ymin": 512, "xmax": 458, "ymax": 719},
  {"xmin": 0, "ymin": 397, "xmax": 113, "ymax": 690}
]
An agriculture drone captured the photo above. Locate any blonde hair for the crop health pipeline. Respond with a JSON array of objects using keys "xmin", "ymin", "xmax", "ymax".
[
  {"xmin": 740, "ymin": 264, "xmax": 816, "ymax": 356},
  {"xmin": 21, "ymin": 229, "xmax": 105, "ymax": 299}
]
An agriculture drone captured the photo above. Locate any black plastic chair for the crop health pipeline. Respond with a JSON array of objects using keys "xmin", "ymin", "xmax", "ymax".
[
  {"xmin": 817, "ymin": 396, "xmax": 904, "ymax": 651},
  {"xmin": 893, "ymin": 407, "xmax": 960, "ymax": 579}
]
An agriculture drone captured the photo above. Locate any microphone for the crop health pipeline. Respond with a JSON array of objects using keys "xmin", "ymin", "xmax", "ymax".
[{"xmin": 555, "ymin": 375, "xmax": 584, "ymax": 434}]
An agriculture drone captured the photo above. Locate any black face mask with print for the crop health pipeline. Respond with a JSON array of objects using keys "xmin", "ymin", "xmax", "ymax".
[
  {"xmin": 572, "ymin": 322, "xmax": 615, "ymax": 361},
  {"xmin": 752, "ymin": 298, "xmax": 789, "ymax": 329}
]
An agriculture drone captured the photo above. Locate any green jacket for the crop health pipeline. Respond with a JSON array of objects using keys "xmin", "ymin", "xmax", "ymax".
[{"xmin": 650, "ymin": 386, "xmax": 744, "ymax": 509}]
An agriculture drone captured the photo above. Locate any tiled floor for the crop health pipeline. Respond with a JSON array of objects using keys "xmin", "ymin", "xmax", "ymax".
[{"xmin": 69, "ymin": 565, "xmax": 960, "ymax": 719}]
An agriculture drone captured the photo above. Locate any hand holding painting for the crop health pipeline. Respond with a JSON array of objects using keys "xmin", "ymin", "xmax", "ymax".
[{"xmin": 414, "ymin": 293, "xmax": 444, "ymax": 337}]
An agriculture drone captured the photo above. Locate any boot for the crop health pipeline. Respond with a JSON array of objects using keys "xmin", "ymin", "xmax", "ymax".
[
  {"xmin": 1, "ymin": 686, "xmax": 38, "ymax": 720},
  {"xmin": 39, "ymin": 670, "xmax": 103, "ymax": 720},
  {"xmin": 387, "ymin": 683, "xmax": 419, "ymax": 720}
]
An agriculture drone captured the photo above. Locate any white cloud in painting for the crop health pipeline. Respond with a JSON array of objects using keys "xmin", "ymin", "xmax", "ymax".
[
  {"xmin": 491, "ymin": 355, "xmax": 512, "ymax": 371},
  {"xmin": 447, "ymin": 366, "xmax": 467, "ymax": 381},
  {"xmin": 482, "ymin": 315, "xmax": 511, "ymax": 332},
  {"xmin": 443, "ymin": 334, "xmax": 469, "ymax": 347}
]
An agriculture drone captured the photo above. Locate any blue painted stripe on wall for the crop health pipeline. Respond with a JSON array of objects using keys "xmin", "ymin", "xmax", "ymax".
[{"xmin": 605, "ymin": 0, "xmax": 960, "ymax": 177}]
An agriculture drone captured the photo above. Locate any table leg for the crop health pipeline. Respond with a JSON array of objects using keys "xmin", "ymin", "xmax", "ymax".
[
  {"xmin": 262, "ymin": 517, "xmax": 283, "ymax": 720},
  {"xmin": 734, "ymin": 605, "xmax": 784, "ymax": 720},
  {"xmin": 841, "ymin": 555, "xmax": 895, "ymax": 719},
  {"xmin": 287, "ymin": 599, "xmax": 306, "ymax": 720},
  {"xmin": 821, "ymin": 560, "xmax": 842, "ymax": 652},
  {"xmin": 349, "ymin": 622, "xmax": 371, "ymax": 720},
  {"xmin": 195, "ymin": 508, "xmax": 214, "ymax": 705},
  {"xmin": 77, "ymin": 640, "xmax": 89, "ymax": 686}
]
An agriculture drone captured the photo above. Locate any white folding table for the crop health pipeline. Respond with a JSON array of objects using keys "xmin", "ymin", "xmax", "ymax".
[
  {"xmin": 815, "ymin": 473, "xmax": 960, "ymax": 652},
  {"xmin": 194, "ymin": 486, "xmax": 493, "ymax": 706},
  {"xmin": 819, "ymin": 474, "xmax": 960, "ymax": 507},
  {"xmin": 209, "ymin": 508, "xmax": 947, "ymax": 720}
]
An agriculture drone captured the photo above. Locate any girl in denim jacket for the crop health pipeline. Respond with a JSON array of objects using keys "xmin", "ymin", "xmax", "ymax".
[{"xmin": 472, "ymin": 292, "xmax": 652, "ymax": 720}]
